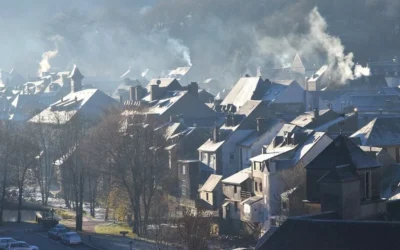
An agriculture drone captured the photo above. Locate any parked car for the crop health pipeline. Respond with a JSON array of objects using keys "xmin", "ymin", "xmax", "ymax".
[
  {"xmin": 4, "ymin": 241, "xmax": 38, "ymax": 250},
  {"xmin": 0, "ymin": 238, "xmax": 15, "ymax": 248},
  {"xmin": 61, "ymin": 232, "xmax": 82, "ymax": 245},
  {"xmin": 48, "ymin": 227, "xmax": 68, "ymax": 240}
]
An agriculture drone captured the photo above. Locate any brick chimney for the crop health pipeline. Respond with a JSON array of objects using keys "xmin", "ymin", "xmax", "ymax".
[
  {"xmin": 149, "ymin": 83, "xmax": 160, "ymax": 101},
  {"xmin": 68, "ymin": 65, "xmax": 84, "ymax": 93},
  {"xmin": 129, "ymin": 86, "xmax": 135, "ymax": 101},
  {"xmin": 188, "ymin": 82, "xmax": 198, "ymax": 97},
  {"xmin": 213, "ymin": 125, "xmax": 219, "ymax": 142}
]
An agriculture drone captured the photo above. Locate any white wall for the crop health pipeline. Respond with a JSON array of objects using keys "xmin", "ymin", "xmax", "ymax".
[{"xmin": 222, "ymin": 130, "xmax": 253, "ymax": 177}]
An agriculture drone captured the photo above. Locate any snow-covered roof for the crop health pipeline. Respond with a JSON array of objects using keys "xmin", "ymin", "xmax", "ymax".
[
  {"xmin": 29, "ymin": 89, "xmax": 117, "ymax": 124},
  {"xmin": 222, "ymin": 168, "xmax": 251, "ymax": 185}
]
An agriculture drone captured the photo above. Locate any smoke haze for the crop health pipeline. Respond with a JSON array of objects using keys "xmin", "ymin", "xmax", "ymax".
[{"xmin": 0, "ymin": 0, "xmax": 398, "ymax": 84}]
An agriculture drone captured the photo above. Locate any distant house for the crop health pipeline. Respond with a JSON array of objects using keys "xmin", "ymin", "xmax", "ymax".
[
  {"xmin": 304, "ymin": 135, "xmax": 385, "ymax": 219},
  {"xmin": 198, "ymin": 174, "xmax": 223, "ymax": 210},
  {"xmin": 198, "ymin": 100, "xmax": 283, "ymax": 177},
  {"xmin": 351, "ymin": 117, "xmax": 400, "ymax": 163},
  {"xmin": 112, "ymin": 78, "xmax": 143, "ymax": 103},
  {"xmin": 290, "ymin": 108, "xmax": 359, "ymax": 137},
  {"xmin": 29, "ymin": 67, "xmax": 118, "ymax": 125},
  {"xmin": 221, "ymin": 76, "xmax": 306, "ymax": 119},
  {"xmin": 125, "ymin": 79, "xmax": 218, "ymax": 126}
]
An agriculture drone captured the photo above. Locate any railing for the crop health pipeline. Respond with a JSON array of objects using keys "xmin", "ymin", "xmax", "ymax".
[{"xmin": 241, "ymin": 191, "xmax": 252, "ymax": 200}]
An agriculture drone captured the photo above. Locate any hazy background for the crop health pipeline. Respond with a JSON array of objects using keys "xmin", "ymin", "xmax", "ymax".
[{"xmin": 0, "ymin": 0, "xmax": 399, "ymax": 81}]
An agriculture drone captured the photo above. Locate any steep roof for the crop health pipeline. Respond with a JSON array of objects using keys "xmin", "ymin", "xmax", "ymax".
[
  {"xmin": 68, "ymin": 65, "xmax": 84, "ymax": 80},
  {"xmin": 29, "ymin": 89, "xmax": 118, "ymax": 124},
  {"xmin": 306, "ymin": 135, "xmax": 381, "ymax": 170},
  {"xmin": 290, "ymin": 53, "xmax": 306, "ymax": 74},
  {"xmin": 222, "ymin": 168, "xmax": 251, "ymax": 185},
  {"xmin": 256, "ymin": 217, "xmax": 400, "ymax": 250},
  {"xmin": 221, "ymin": 77, "xmax": 267, "ymax": 108},
  {"xmin": 290, "ymin": 109, "xmax": 334, "ymax": 128},
  {"xmin": 198, "ymin": 139, "xmax": 224, "ymax": 152},
  {"xmin": 351, "ymin": 117, "xmax": 400, "ymax": 146},
  {"xmin": 199, "ymin": 174, "xmax": 223, "ymax": 192}
]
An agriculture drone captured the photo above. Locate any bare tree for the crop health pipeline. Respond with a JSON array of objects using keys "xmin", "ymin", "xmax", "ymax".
[
  {"xmin": 56, "ymin": 114, "xmax": 92, "ymax": 231},
  {"xmin": 27, "ymin": 116, "xmax": 60, "ymax": 206},
  {"xmin": 86, "ymin": 112, "xmax": 168, "ymax": 236},
  {"xmin": 175, "ymin": 207, "xmax": 213, "ymax": 250},
  {"xmin": 11, "ymin": 125, "xmax": 39, "ymax": 223},
  {"xmin": 0, "ymin": 121, "xmax": 15, "ymax": 224}
]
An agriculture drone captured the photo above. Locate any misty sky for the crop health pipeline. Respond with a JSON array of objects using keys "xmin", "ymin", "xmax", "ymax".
[{"xmin": 0, "ymin": 0, "xmax": 399, "ymax": 82}]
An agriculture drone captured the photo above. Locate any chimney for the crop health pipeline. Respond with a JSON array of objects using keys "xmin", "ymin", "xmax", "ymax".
[
  {"xmin": 225, "ymin": 114, "xmax": 232, "ymax": 126},
  {"xmin": 313, "ymin": 108, "xmax": 319, "ymax": 119},
  {"xmin": 257, "ymin": 117, "xmax": 266, "ymax": 133},
  {"xmin": 188, "ymin": 82, "xmax": 198, "ymax": 97},
  {"xmin": 129, "ymin": 86, "xmax": 135, "ymax": 101},
  {"xmin": 68, "ymin": 65, "xmax": 84, "ymax": 93},
  {"xmin": 213, "ymin": 126, "xmax": 219, "ymax": 142},
  {"xmin": 149, "ymin": 84, "xmax": 160, "ymax": 101},
  {"xmin": 135, "ymin": 86, "xmax": 144, "ymax": 101},
  {"xmin": 119, "ymin": 95, "xmax": 123, "ymax": 104}
]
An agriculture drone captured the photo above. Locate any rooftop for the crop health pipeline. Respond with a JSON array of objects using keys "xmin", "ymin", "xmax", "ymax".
[
  {"xmin": 222, "ymin": 168, "xmax": 251, "ymax": 185},
  {"xmin": 199, "ymin": 174, "xmax": 223, "ymax": 192},
  {"xmin": 351, "ymin": 116, "xmax": 400, "ymax": 146}
]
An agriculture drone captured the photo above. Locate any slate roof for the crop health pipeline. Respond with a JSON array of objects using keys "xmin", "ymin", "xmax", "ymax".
[
  {"xmin": 318, "ymin": 164, "xmax": 359, "ymax": 183},
  {"xmin": 222, "ymin": 168, "xmax": 251, "ymax": 185},
  {"xmin": 221, "ymin": 77, "xmax": 267, "ymax": 108},
  {"xmin": 351, "ymin": 117, "xmax": 400, "ymax": 146},
  {"xmin": 29, "ymin": 89, "xmax": 118, "ymax": 124},
  {"xmin": 199, "ymin": 174, "xmax": 223, "ymax": 192},
  {"xmin": 198, "ymin": 139, "xmax": 224, "ymax": 152},
  {"xmin": 146, "ymin": 78, "xmax": 180, "ymax": 89},
  {"xmin": 306, "ymin": 135, "xmax": 381, "ymax": 170},
  {"xmin": 256, "ymin": 217, "xmax": 400, "ymax": 250},
  {"xmin": 290, "ymin": 109, "xmax": 333, "ymax": 128}
]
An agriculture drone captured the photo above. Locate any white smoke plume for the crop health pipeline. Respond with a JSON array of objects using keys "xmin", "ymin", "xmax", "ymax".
[
  {"xmin": 167, "ymin": 38, "xmax": 192, "ymax": 67},
  {"xmin": 37, "ymin": 35, "xmax": 63, "ymax": 76},
  {"xmin": 308, "ymin": 7, "xmax": 370, "ymax": 83},
  {"xmin": 38, "ymin": 49, "xmax": 58, "ymax": 76}
]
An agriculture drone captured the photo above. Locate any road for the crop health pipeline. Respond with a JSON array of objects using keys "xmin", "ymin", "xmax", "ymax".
[{"xmin": 5, "ymin": 231, "xmax": 95, "ymax": 250}]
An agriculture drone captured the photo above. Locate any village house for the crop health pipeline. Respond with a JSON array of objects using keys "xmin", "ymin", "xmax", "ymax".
[
  {"xmin": 290, "ymin": 108, "xmax": 359, "ymax": 137},
  {"xmin": 198, "ymin": 100, "xmax": 284, "ymax": 177},
  {"xmin": 124, "ymin": 78, "xmax": 218, "ymax": 127},
  {"xmin": 351, "ymin": 116, "xmax": 400, "ymax": 163},
  {"xmin": 216, "ymin": 124, "xmax": 332, "ymax": 235},
  {"xmin": 198, "ymin": 174, "xmax": 223, "ymax": 210},
  {"xmin": 29, "ymin": 67, "xmax": 118, "ymax": 125}
]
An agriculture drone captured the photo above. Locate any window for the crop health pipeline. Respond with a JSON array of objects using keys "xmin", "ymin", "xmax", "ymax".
[
  {"xmin": 206, "ymin": 193, "xmax": 209, "ymax": 201},
  {"xmin": 182, "ymin": 165, "xmax": 186, "ymax": 175},
  {"xmin": 234, "ymin": 202, "xmax": 238, "ymax": 212},
  {"xmin": 181, "ymin": 180, "xmax": 186, "ymax": 196},
  {"xmin": 255, "ymin": 181, "xmax": 258, "ymax": 192},
  {"xmin": 253, "ymin": 162, "xmax": 256, "ymax": 170},
  {"xmin": 259, "ymin": 182, "xmax": 263, "ymax": 192},
  {"xmin": 230, "ymin": 153, "xmax": 234, "ymax": 164},
  {"xmin": 234, "ymin": 185, "xmax": 237, "ymax": 193},
  {"xmin": 365, "ymin": 171, "xmax": 371, "ymax": 199}
]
